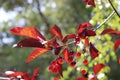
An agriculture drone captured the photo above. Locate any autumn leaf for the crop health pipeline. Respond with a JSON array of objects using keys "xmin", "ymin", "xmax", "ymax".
[
  {"xmin": 89, "ymin": 43, "xmax": 99, "ymax": 59},
  {"xmin": 77, "ymin": 22, "xmax": 92, "ymax": 34},
  {"xmin": 85, "ymin": 30, "xmax": 96, "ymax": 36},
  {"xmin": 26, "ymin": 48, "xmax": 51, "ymax": 63},
  {"xmin": 114, "ymin": 39, "xmax": 120, "ymax": 51},
  {"xmin": 31, "ymin": 68, "xmax": 40, "ymax": 80},
  {"xmin": 33, "ymin": 68, "xmax": 40, "ymax": 76},
  {"xmin": 62, "ymin": 34, "xmax": 76, "ymax": 43},
  {"xmin": 83, "ymin": 0, "xmax": 96, "ymax": 7},
  {"xmin": 10, "ymin": 27, "xmax": 46, "ymax": 42},
  {"xmin": 63, "ymin": 48, "xmax": 69, "ymax": 63},
  {"xmin": 93, "ymin": 63, "xmax": 105, "ymax": 75},
  {"xmin": 13, "ymin": 38, "xmax": 44, "ymax": 48},
  {"xmin": 22, "ymin": 72, "xmax": 30, "ymax": 80},
  {"xmin": 84, "ymin": 37, "xmax": 89, "ymax": 46},
  {"xmin": 101, "ymin": 28, "xmax": 120, "ymax": 35},
  {"xmin": 50, "ymin": 25, "xmax": 63, "ymax": 40}
]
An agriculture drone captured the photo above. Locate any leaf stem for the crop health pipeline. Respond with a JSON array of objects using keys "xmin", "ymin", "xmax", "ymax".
[
  {"xmin": 94, "ymin": 11, "xmax": 115, "ymax": 31},
  {"xmin": 108, "ymin": 0, "xmax": 120, "ymax": 18}
]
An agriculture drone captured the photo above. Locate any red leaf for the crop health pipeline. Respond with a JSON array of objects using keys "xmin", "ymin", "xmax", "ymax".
[
  {"xmin": 83, "ymin": 0, "xmax": 96, "ymax": 7},
  {"xmin": 114, "ymin": 39, "xmax": 120, "ymax": 51},
  {"xmin": 85, "ymin": 30, "xmax": 96, "ymax": 36},
  {"xmin": 62, "ymin": 34, "xmax": 76, "ymax": 43},
  {"xmin": 33, "ymin": 68, "xmax": 40, "ymax": 77},
  {"xmin": 93, "ymin": 63, "xmax": 105, "ymax": 75},
  {"xmin": 101, "ymin": 28, "xmax": 120, "ymax": 35},
  {"xmin": 22, "ymin": 72, "xmax": 30, "ymax": 80},
  {"xmin": 50, "ymin": 25, "xmax": 63, "ymax": 40},
  {"xmin": 63, "ymin": 48, "xmax": 69, "ymax": 63},
  {"xmin": 77, "ymin": 22, "xmax": 92, "ymax": 34},
  {"xmin": 13, "ymin": 38, "xmax": 44, "ymax": 48},
  {"xmin": 10, "ymin": 27, "xmax": 46, "ymax": 41},
  {"xmin": 90, "ymin": 43, "xmax": 99, "ymax": 59},
  {"xmin": 77, "ymin": 76, "xmax": 88, "ymax": 80},
  {"xmin": 30, "ymin": 68, "xmax": 40, "ymax": 80},
  {"xmin": 26, "ymin": 48, "xmax": 51, "ymax": 63},
  {"xmin": 84, "ymin": 37, "xmax": 89, "ymax": 46}
]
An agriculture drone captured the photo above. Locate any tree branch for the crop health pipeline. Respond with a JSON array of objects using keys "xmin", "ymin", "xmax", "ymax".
[
  {"xmin": 108, "ymin": 0, "xmax": 120, "ymax": 18},
  {"xmin": 94, "ymin": 11, "xmax": 115, "ymax": 31},
  {"xmin": 35, "ymin": 0, "xmax": 50, "ymax": 27}
]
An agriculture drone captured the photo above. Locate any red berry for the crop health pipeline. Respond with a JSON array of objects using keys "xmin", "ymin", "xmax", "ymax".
[
  {"xmin": 52, "ymin": 60, "xmax": 57, "ymax": 65},
  {"xmin": 57, "ymin": 57, "xmax": 64, "ymax": 64},
  {"xmin": 69, "ymin": 51, "xmax": 74, "ymax": 57},
  {"xmin": 81, "ymin": 69, "xmax": 87, "ymax": 75},
  {"xmin": 48, "ymin": 65, "xmax": 53, "ymax": 71},
  {"xmin": 52, "ymin": 67, "xmax": 58, "ymax": 73},
  {"xmin": 68, "ymin": 57, "xmax": 73, "ymax": 63},
  {"xmin": 83, "ymin": 59, "xmax": 88, "ymax": 65},
  {"xmin": 76, "ymin": 52, "xmax": 81, "ymax": 58},
  {"xmin": 70, "ymin": 61, "xmax": 76, "ymax": 67}
]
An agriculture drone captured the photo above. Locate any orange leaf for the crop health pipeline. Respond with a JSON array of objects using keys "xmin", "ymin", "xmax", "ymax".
[
  {"xmin": 63, "ymin": 48, "xmax": 69, "ymax": 63},
  {"xmin": 10, "ymin": 27, "xmax": 46, "ymax": 41},
  {"xmin": 50, "ymin": 25, "xmax": 63, "ymax": 40},
  {"xmin": 33, "ymin": 68, "xmax": 40, "ymax": 77},
  {"xmin": 114, "ymin": 39, "xmax": 120, "ymax": 51},
  {"xmin": 26, "ymin": 48, "xmax": 51, "ymax": 63}
]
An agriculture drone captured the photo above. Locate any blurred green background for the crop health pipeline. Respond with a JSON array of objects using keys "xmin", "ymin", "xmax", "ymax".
[{"xmin": 0, "ymin": 0, "xmax": 120, "ymax": 80}]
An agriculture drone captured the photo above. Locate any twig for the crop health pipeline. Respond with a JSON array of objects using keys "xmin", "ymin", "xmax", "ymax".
[
  {"xmin": 94, "ymin": 11, "xmax": 115, "ymax": 31},
  {"xmin": 108, "ymin": 0, "xmax": 120, "ymax": 18},
  {"xmin": 35, "ymin": 0, "xmax": 50, "ymax": 27}
]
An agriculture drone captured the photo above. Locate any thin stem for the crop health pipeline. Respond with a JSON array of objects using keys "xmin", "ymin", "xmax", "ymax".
[
  {"xmin": 94, "ymin": 11, "xmax": 115, "ymax": 31},
  {"xmin": 108, "ymin": 0, "xmax": 120, "ymax": 18},
  {"xmin": 35, "ymin": 0, "xmax": 50, "ymax": 27}
]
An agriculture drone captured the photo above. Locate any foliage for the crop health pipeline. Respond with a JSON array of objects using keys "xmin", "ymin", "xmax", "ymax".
[{"xmin": 0, "ymin": 0, "xmax": 120, "ymax": 80}]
